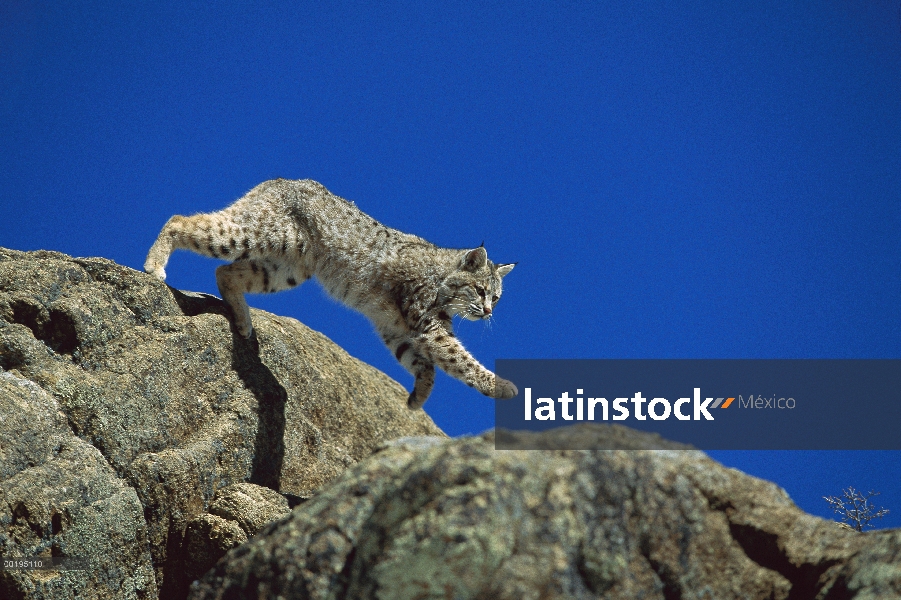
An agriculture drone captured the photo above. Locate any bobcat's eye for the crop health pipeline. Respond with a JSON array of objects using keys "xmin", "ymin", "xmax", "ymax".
[
  {"xmin": 492, "ymin": 295, "xmax": 499, "ymax": 303},
  {"xmin": 476, "ymin": 287, "xmax": 486, "ymax": 298}
]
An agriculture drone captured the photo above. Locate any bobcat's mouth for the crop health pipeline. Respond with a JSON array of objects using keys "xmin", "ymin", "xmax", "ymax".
[{"xmin": 457, "ymin": 301, "xmax": 491, "ymax": 321}]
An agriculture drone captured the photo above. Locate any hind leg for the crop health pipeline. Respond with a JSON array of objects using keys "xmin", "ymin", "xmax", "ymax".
[
  {"xmin": 145, "ymin": 213, "xmax": 252, "ymax": 281},
  {"xmin": 145, "ymin": 214, "xmax": 195, "ymax": 280},
  {"xmin": 145, "ymin": 210, "xmax": 301, "ymax": 281},
  {"xmin": 216, "ymin": 259, "xmax": 309, "ymax": 338}
]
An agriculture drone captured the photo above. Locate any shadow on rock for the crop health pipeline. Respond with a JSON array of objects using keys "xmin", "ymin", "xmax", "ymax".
[{"xmin": 170, "ymin": 286, "xmax": 288, "ymax": 491}]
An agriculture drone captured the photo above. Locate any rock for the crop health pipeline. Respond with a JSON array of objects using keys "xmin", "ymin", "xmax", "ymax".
[
  {"xmin": 7, "ymin": 247, "xmax": 895, "ymax": 599},
  {"xmin": 0, "ymin": 371, "xmax": 157, "ymax": 599},
  {"xmin": 0, "ymin": 248, "xmax": 445, "ymax": 599},
  {"xmin": 181, "ymin": 515, "xmax": 247, "ymax": 589},
  {"xmin": 495, "ymin": 422, "xmax": 696, "ymax": 450},
  {"xmin": 179, "ymin": 483, "xmax": 292, "ymax": 587},
  {"xmin": 190, "ymin": 427, "xmax": 899, "ymax": 600},
  {"xmin": 208, "ymin": 482, "xmax": 291, "ymax": 537}
]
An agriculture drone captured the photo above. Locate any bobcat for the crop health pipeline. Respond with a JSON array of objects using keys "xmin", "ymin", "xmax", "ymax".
[{"xmin": 144, "ymin": 179, "xmax": 517, "ymax": 409}]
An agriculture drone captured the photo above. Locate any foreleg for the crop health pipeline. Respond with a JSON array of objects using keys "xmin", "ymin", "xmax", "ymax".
[{"xmin": 414, "ymin": 327, "xmax": 517, "ymax": 399}]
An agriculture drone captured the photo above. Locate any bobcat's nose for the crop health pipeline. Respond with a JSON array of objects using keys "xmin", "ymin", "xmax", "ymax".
[{"xmin": 483, "ymin": 305, "xmax": 492, "ymax": 316}]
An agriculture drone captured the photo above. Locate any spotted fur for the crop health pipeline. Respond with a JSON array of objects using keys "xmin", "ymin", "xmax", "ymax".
[{"xmin": 145, "ymin": 179, "xmax": 517, "ymax": 408}]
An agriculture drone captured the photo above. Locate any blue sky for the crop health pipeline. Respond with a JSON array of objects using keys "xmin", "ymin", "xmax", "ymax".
[{"xmin": 2, "ymin": 1, "xmax": 898, "ymax": 527}]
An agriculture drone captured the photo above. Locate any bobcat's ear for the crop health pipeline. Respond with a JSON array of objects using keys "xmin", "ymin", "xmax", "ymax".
[
  {"xmin": 496, "ymin": 263, "xmax": 516, "ymax": 278},
  {"xmin": 461, "ymin": 247, "xmax": 488, "ymax": 271}
]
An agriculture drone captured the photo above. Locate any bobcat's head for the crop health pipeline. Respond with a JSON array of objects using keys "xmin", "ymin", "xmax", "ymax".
[{"xmin": 440, "ymin": 246, "xmax": 515, "ymax": 321}]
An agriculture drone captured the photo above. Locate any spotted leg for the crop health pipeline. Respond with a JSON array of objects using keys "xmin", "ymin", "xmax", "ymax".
[{"xmin": 216, "ymin": 259, "xmax": 308, "ymax": 337}]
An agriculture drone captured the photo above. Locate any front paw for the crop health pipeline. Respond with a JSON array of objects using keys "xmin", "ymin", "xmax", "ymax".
[{"xmin": 493, "ymin": 377, "xmax": 518, "ymax": 399}]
